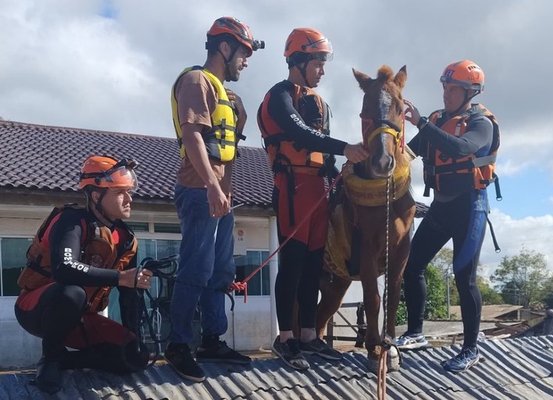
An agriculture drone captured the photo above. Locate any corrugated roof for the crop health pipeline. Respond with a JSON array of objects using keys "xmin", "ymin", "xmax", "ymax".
[{"xmin": 2, "ymin": 335, "xmax": 553, "ymax": 399}]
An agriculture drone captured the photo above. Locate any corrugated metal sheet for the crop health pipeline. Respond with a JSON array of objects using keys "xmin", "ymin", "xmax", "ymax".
[{"xmin": 2, "ymin": 335, "xmax": 553, "ymax": 399}]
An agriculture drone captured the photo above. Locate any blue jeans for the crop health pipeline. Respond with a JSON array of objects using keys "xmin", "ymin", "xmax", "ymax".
[{"xmin": 169, "ymin": 185, "xmax": 236, "ymax": 344}]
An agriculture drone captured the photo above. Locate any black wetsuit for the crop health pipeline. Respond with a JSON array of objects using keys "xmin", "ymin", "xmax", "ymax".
[{"xmin": 404, "ymin": 110, "xmax": 494, "ymax": 349}]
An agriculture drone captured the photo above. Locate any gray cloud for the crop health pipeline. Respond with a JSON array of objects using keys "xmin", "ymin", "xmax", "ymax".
[{"xmin": 1, "ymin": 0, "xmax": 551, "ymax": 275}]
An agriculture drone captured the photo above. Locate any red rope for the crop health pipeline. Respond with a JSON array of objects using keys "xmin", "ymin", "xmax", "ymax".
[
  {"xmin": 377, "ymin": 349, "xmax": 388, "ymax": 400},
  {"xmin": 229, "ymin": 173, "xmax": 343, "ymax": 302}
]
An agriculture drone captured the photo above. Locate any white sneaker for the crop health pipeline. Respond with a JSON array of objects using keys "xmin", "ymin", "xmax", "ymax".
[{"xmin": 395, "ymin": 333, "xmax": 428, "ymax": 350}]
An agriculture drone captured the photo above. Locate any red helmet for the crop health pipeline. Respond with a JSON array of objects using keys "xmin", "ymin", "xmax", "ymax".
[
  {"xmin": 206, "ymin": 16, "xmax": 264, "ymax": 57},
  {"xmin": 79, "ymin": 155, "xmax": 138, "ymax": 191},
  {"xmin": 440, "ymin": 60, "xmax": 485, "ymax": 91},
  {"xmin": 284, "ymin": 28, "xmax": 333, "ymax": 62}
]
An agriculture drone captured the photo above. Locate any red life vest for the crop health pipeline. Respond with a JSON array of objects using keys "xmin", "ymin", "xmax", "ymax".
[
  {"xmin": 258, "ymin": 83, "xmax": 330, "ymax": 176},
  {"xmin": 424, "ymin": 104, "xmax": 500, "ymax": 195},
  {"xmin": 17, "ymin": 205, "xmax": 137, "ymax": 313}
]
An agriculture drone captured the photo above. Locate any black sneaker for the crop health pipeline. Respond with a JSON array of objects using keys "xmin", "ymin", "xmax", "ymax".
[
  {"xmin": 272, "ymin": 336, "xmax": 310, "ymax": 371},
  {"xmin": 35, "ymin": 357, "xmax": 62, "ymax": 394},
  {"xmin": 196, "ymin": 340, "xmax": 251, "ymax": 365},
  {"xmin": 165, "ymin": 342, "xmax": 206, "ymax": 382},
  {"xmin": 299, "ymin": 338, "xmax": 342, "ymax": 360}
]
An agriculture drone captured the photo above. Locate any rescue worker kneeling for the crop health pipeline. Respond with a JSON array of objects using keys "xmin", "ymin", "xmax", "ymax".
[{"xmin": 14, "ymin": 155, "xmax": 152, "ymax": 394}]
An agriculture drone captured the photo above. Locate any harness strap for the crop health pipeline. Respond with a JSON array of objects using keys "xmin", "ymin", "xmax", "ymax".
[
  {"xmin": 493, "ymin": 173, "xmax": 502, "ymax": 201},
  {"xmin": 486, "ymin": 214, "xmax": 501, "ymax": 253},
  {"xmin": 429, "ymin": 154, "xmax": 497, "ymax": 175}
]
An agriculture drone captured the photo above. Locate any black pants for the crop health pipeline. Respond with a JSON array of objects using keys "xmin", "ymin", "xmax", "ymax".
[
  {"xmin": 15, "ymin": 283, "xmax": 148, "ymax": 373},
  {"xmin": 275, "ymin": 239, "xmax": 323, "ymax": 331},
  {"xmin": 403, "ymin": 190, "xmax": 487, "ymax": 348}
]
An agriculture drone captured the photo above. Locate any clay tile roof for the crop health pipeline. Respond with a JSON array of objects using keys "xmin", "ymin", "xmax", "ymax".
[
  {"xmin": 0, "ymin": 120, "xmax": 273, "ymax": 208},
  {"xmin": 0, "ymin": 119, "xmax": 428, "ymax": 216}
]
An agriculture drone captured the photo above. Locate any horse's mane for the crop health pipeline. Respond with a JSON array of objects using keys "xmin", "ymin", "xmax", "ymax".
[{"xmin": 377, "ymin": 65, "xmax": 394, "ymax": 82}]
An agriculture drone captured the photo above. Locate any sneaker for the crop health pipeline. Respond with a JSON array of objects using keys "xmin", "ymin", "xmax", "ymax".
[
  {"xmin": 196, "ymin": 340, "xmax": 251, "ymax": 365},
  {"xmin": 272, "ymin": 336, "xmax": 310, "ymax": 371},
  {"xmin": 35, "ymin": 357, "xmax": 62, "ymax": 394},
  {"xmin": 395, "ymin": 332, "xmax": 428, "ymax": 350},
  {"xmin": 299, "ymin": 338, "xmax": 342, "ymax": 360},
  {"xmin": 165, "ymin": 342, "xmax": 206, "ymax": 382},
  {"xmin": 442, "ymin": 347, "xmax": 480, "ymax": 373}
]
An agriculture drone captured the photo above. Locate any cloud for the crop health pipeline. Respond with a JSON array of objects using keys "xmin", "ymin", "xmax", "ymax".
[
  {"xmin": 1, "ymin": 0, "xmax": 552, "ymax": 283},
  {"xmin": 478, "ymin": 210, "xmax": 553, "ymax": 278}
]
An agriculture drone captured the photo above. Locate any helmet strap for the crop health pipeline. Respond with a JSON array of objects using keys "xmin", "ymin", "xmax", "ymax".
[
  {"xmin": 296, "ymin": 61, "xmax": 311, "ymax": 87},
  {"xmin": 216, "ymin": 39, "xmax": 239, "ymax": 81},
  {"xmin": 88, "ymin": 188, "xmax": 116, "ymax": 228},
  {"xmin": 450, "ymin": 89, "xmax": 479, "ymax": 116}
]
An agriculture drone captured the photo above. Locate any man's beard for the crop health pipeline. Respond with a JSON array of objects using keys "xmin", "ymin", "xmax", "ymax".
[{"xmin": 224, "ymin": 64, "xmax": 239, "ymax": 82}]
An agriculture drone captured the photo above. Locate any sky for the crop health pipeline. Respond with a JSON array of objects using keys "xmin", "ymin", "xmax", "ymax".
[{"xmin": 1, "ymin": 0, "xmax": 552, "ymax": 291}]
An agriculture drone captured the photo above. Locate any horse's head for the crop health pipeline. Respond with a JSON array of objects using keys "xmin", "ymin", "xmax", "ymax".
[{"xmin": 353, "ymin": 65, "xmax": 407, "ymax": 179}]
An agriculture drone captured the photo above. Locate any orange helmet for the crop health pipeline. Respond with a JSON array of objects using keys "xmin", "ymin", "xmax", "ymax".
[
  {"xmin": 79, "ymin": 155, "xmax": 138, "ymax": 191},
  {"xmin": 284, "ymin": 28, "xmax": 333, "ymax": 64},
  {"xmin": 440, "ymin": 60, "xmax": 485, "ymax": 91},
  {"xmin": 206, "ymin": 16, "xmax": 264, "ymax": 57}
]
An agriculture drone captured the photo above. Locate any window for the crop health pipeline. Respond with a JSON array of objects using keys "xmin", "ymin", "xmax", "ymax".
[
  {"xmin": 127, "ymin": 222, "xmax": 149, "ymax": 232},
  {"xmin": 154, "ymin": 223, "xmax": 181, "ymax": 234},
  {"xmin": 0, "ymin": 238, "xmax": 33, "ymax": 296},
  {"xmin": 234, "ymin": 250, "xmax": 270, "ymax": 296}
]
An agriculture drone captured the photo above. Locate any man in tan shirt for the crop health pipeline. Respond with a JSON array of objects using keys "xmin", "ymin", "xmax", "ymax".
[{"xmin": 166, "ymin": 17, "xmax": 264, "ymax": 382}]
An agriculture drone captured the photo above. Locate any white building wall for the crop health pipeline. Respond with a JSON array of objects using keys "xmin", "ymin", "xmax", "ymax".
[{"xmin": 0, "ymin": 206, "xmax": 277, "ymax": 367}]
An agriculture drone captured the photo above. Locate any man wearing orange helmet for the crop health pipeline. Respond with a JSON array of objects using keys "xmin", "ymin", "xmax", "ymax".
[
  {"xmin": 398, "ymin": 60, "xmax": 500, "ymax": 373},
  {"xmin": 14, "ymin": 155, "xmax": 152, "ymax": 394},
  {"xmin": 258, "ymin": 28, "xmax": 368, "ymax": 370},
  {"xmin": 166, "ymin": 16, "xmax": 263, "ymax": 382}
]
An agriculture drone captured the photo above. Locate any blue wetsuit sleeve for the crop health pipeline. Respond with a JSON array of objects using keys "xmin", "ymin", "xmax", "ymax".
[{"xmin": 419, "ymin": 114, "xmax": 493, "ymax": 157}]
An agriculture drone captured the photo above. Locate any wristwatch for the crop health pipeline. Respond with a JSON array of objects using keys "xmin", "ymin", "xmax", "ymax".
[{"xmin": 417, "ymin": 116, "xmax": 429, "ymax": 130}]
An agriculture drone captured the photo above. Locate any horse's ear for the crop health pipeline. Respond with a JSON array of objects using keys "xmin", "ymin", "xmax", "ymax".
[
  {"xmin": 353, "ymin": 68, "xmax": 372, "ymax": 91},
  {"xmin": 394, "ymin": 65, "xmax": 407, "ymax": 89}
]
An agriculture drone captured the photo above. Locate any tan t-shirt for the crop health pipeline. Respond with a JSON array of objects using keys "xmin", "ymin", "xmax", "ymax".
[{"xmin": 174, "ymin": 69, "xmax": 233, "ymax": 195}]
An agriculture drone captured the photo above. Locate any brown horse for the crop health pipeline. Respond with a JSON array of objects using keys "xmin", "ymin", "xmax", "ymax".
[{"xmin": 317, "ymin": 65, "xmax": 416, "ymax": 372}]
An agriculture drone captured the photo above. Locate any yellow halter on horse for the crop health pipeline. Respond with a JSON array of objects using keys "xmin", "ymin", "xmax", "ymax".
[{"xmin": 343, "ymin": 124, "xmax": 410, "ymax": 207}]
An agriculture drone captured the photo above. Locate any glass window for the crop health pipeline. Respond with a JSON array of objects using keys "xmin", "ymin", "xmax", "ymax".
[
  {"xmin": 234, "ymin": 250, "xmax": 270, "ymax": 296},
  {"xmin": 127, "ymin": 222, "xmax": 149, "ymax": 232},
  {"xmin": 154, "ymin": 223, "xmax": 181, "ymax": 234},
  {"xmin": 0, "ymin": 238, "xmax": 33, "ymax": 296}
]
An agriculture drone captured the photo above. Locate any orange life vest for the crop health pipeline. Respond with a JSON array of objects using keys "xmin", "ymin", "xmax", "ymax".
[
  {"xmin": 424, "ymin": 104, "xmax": 500, "ymax": 195},
  {"xmin": 258, "ymin": 83, "xmax": 330, "ymax": 176},
  {"xmin": 17, "ymin": 205, "xmax": 137, "ymax": 313}
]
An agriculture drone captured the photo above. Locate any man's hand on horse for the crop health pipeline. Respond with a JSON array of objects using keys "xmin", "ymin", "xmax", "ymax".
[
  {"xmin": 344, "ymin": 143, "xmax": 369, "ymax": 163},
  {"xmin": 403, "ymin": 99, "xmax": 421, "ymax": 126}
]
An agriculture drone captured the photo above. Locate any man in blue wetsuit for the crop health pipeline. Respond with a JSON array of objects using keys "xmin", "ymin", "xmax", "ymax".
[{"xmin": 397, "ymin": 60, "xmax": 499, "ymax": 373}]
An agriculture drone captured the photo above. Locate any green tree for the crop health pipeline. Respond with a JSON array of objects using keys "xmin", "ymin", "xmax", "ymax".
[
  {"xmin": 491, "ymin": 248, "xmax": 550, "ymax": 307},
  {"xmin": 396, "ymin": 263, "xmax": 448, "ymax": 325},
  {"xmin": 538, "ymin": 275, "xmax": 553, "ymax": 309},
  {"xmin": 424, "ymin": 264, "xmax": 448, "ymax": 319},
  {"xmin": 477, "ymin": 276, "xmax": 502, "ymax": 305},
  {"xmin": 430, "ymin": 248, "xmax": 459, "ymax": 308}
]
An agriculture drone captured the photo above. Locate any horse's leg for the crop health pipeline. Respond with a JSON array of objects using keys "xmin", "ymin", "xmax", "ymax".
[
  {"xmin": 384, "ymin": 249, "xmax": 407, "ymax": 338},
  {"xmin": 316, "ymin": 272, "xmax": 351, "ymax": 339},
  {"xmin": 360, "ymin": 260, "xmax": 381, "ymax": 355},
  {"xmin": 386, "ymin": 206, "xmax": 416, "ymax": 338}
]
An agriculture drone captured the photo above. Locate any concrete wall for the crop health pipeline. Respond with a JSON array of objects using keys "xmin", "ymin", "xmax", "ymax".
[{"xmin": 0, "ymin": 297, "xmax": 41, "ymax": 368}]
